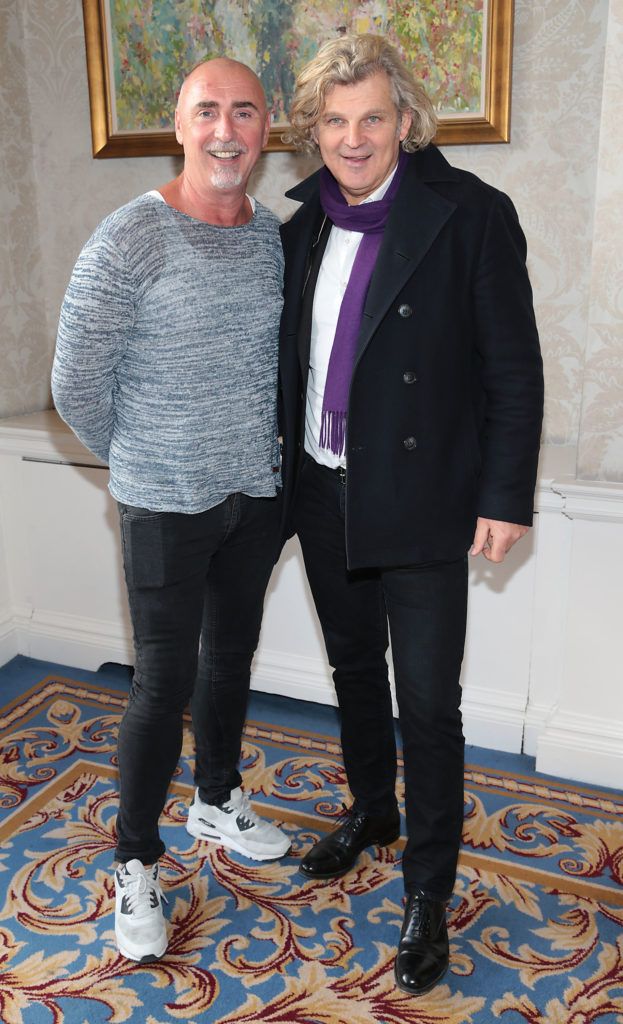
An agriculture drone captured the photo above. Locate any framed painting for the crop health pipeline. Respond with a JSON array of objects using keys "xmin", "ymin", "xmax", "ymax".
[{"xmin": 83, "ymin": 0, "xmax": 514, "ymax": 158}]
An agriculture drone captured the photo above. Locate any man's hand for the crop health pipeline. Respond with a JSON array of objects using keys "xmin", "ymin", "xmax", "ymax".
[{"xmin": 470, "ymin": 517, "xmax": 529, "ymax": 563}]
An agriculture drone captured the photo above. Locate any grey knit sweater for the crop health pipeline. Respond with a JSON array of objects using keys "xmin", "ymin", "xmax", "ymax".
[{"xmin": 52, "ymin": 193, "xmax": 284, "ymax": 513}]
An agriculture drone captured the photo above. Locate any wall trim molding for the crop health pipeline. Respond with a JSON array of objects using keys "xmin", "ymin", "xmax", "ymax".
[
  {"xmin": 535, "ymin": 488, "xmax": 566, "ymax": 514},
  {"xmin": 522, "ymin": 701, "xmax": 557, "ymax": 757},
  {"xmin": 252, "ymin": 649, "xmax": 527, "ymax": 753},
  {"xmin": 0, "ymin": 609, "xmax": 531, "ymax": 755},
  {"xmin": 0, "ymin": 607, "xmax": 18, "ymax": 668},
  {"xmin": 4, "ymin": 609, "xmax": 618, "ymax": 773},
  {"xmin": 533, "ymin": 446, "xmax": 623, "ymax": 522},
  {"xmin": 18, "ymin": 608, "xmax": 133, "ymax": 671},
  {"xmin": 251, "ymin": 648, "xmax": 336, "ymax": 706},
  {"xmin": 1, "ymin": 419, "xmax": 621, "ymax": 522},
  {"xmin": 0, "ymin": 603, "xmax": 619, "ymax": 783},
  {"xmin": 458, "ymin": 683, "xmax": 527, "ymax": 753},
  {"xmin": 537, "ymin": 710, "xmax": 623, "ymax": 789},
  {"xmin": 0, "ymin": 411, "xmax": 103, "ymax": 465},
  {"xmin": 552, "ymin": 478, "xmax": 623, "ymax": 523}
]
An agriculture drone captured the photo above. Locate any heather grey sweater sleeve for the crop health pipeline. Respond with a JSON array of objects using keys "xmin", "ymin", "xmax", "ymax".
[
  {"xmin": 53, "ymin": 235, "xmax": 135, "ymax": 463},
  {"xmin": 52, "ymin": 194, "xmax": 283, "ymax": 512}
]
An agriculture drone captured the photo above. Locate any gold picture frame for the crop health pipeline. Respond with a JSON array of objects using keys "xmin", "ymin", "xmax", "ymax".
[{"xmin": 83, "ymin": 0, "xmax": 514, "ymax": 158}]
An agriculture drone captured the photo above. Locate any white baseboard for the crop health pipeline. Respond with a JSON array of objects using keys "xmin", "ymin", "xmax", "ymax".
[
  {"xmin": 3, "ymin": 615, "xmax": 620, "ymax": 785},
  {"xmin": 252, "ymin": 648, "xmax": 526, "ymax": 753},
  {"xmin": 459, "ymin": 684, "xmax": 526, "ymax": 753},
  {"xmin": 537, "ymin": 711, "xmax": 623, "ymax": 789},
  {"xmin": 0, "ymin": 605, "xmax": 533, "ymax": 755},
  {"xmin": 0, "ymin": 607, "xmax": 19, "ymax": 667},
  {"xmin": 19, "ymin": 608, "xmax": 133, "ymax": 672},
  {"xmin": 522, "ymin": 702, "xmax": 556, "ymax": 757},
  {"xmin": 252, "ymin": 648, "xmax": 337, "ymax": 706}
]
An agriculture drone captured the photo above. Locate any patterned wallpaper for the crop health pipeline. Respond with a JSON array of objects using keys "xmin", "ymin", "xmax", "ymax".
[
  {"xmin": 0, "ymin": 1, "xmax": 50, "ymax": 416},
  {"xmin": 577, "ymin": 0, "xmax": 623, "ymax": 480},
  {"xmin": 1, "ymin": 0, "xmax": 620, "ymax": 479},
  {"xmin": 445, "ymin": 2, "xmax": 608, "ymax": 455}
]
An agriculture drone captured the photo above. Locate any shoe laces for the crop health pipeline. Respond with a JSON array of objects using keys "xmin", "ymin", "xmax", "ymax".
[
  {"xmin": 123, "ymin": 869, "xmax": 167, "ymax": 918},
  {"xmin": 337, "ymin": 803, "xmax": 367, "ymax": 839},
  {"xmin": 222, "ymin": 790, "xmax": 258, "ymax": 830},
  {"xmin": 403, "ymin": 894, "xmax": 443, "ymax": 940}
]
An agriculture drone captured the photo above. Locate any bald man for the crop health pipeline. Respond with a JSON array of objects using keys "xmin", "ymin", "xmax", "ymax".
[{"xmin": 52, "ymin": 59, "xmax": 288, "ymax": 963}]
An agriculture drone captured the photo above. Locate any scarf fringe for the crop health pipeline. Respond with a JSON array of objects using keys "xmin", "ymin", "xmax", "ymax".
[{"xmin": 319, "ymin": 409, "xmax": 347, "ymax": 458}]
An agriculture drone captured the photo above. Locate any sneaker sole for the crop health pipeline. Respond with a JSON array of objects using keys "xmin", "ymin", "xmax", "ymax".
[
  {"xmin": 116, "ymin": 936, "xmax": 168, "ymax": 963},
  {"xmin": 298, "ymin": 826, "xmax": 401, "ymax": 880},
  {"xmin": 186, "ymin": 819, "xmax": 290, "ymax": 861}
]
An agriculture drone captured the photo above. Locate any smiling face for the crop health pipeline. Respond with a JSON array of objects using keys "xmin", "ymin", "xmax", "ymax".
[
  {"xmin": 175, "ymin": 59, "xmax": 270, "ymax": 195},
  {"xmin": 314, "ymin": 71, "xmax": 411, "ymax": 204}
]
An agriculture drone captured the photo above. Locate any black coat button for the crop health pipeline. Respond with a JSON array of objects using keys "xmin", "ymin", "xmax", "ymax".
[
  {"xmin": 403, "ymin": 370, "xmax": 417, "ymax": 384},
  {"xmin": 403, "ymin": 436, "xmax": 417, "ymax": 450},
  {"xmin": 398, "ymin": 304, "xmax": 412, "ymax": 318}
]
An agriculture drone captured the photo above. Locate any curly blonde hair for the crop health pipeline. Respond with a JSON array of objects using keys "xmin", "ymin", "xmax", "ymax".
[{"xmin": 284, "ymin": 34, "xmax": 437, "ymax": 153}]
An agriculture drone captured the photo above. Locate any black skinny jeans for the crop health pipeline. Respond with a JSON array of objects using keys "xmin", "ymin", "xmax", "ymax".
[
  {"xmin": 114, "ymin": 492, "xmax": 281, "ymax": 864},
  {"xmin": 295, "ymin": 457, "xmax": 467, "ymax": 899}
]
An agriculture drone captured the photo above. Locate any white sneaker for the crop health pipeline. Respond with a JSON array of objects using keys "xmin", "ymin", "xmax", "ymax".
[
  {"xmin": 186, "ymin": 787, "xmax": 291, "ymax": 861},
  {"xmin": 114, "ymin": 859, "xmax": 168, "ymax": 962}
]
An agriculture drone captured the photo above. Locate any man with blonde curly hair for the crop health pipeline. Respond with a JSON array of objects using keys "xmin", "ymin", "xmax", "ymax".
[{"xmin": 279, "ymin": 34, "xmax": 543, "ymax": 995}]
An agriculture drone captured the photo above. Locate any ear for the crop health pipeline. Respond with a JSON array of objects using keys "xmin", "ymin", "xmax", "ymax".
[
  {"xmin": 174, "ymin": 108, "xmax": 183, "ymax": 146},
  {"xmin": 262, "ymin": 110, "xmax": 271, "ymax": 148}
]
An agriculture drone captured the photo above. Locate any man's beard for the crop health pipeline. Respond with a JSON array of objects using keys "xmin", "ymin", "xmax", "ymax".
[
  {"xmin": 205, "ymin": 144, "xmax": 247, "ymax": 190},
  {"xmin": 209, "ymin": 164, "xmax": 245, "ymax": 189}
]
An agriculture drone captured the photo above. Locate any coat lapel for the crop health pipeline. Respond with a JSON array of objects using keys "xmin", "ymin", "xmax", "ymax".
[
  {"xmin": 281, "ymin": 170, "xmax": 323, "ymax": 300},
  {"xmin": 280, "ymin": 193, "xmax": 323, "ymax": 339},
  {"xmin": 355, "ymin": 160, "xmax": 457, "ymax": 361},
  {"xmin": 282, "ymin": 148, "xmax": 459, "ymax": 370}
]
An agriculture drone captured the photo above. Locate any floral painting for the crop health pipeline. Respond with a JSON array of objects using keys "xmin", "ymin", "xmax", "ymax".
[
  {"xmin": 84, "ymin": 0, "xmax": 512, "ymax": 155},
  {"xmin": 107, "ymin": 0, "xmax": 484, "ymax": 130}
]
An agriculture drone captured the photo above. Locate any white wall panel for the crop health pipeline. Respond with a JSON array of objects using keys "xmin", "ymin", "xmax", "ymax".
[{"xmin": 1, "ymin": 413, "xmax": 622, "ymax": 789}]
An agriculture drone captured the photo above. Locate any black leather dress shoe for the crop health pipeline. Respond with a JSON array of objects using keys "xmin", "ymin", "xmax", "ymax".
[
  {"xmin": 299, "ymin": 806, "xmax": 400, "ymax": 879},
  {"xmin": 394, "ymin": 892, "xmax": 449, "ymax": 995}
]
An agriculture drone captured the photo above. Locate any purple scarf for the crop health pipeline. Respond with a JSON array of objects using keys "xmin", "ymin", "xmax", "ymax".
[{"xmin": 318, "ymin": 148, "xmax": 408, "ymax": 456}]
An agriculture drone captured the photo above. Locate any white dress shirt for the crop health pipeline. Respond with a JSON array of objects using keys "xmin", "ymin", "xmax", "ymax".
[{"xmin": 305, "ymin": 166, "xmax": 398, "ymax": 468}]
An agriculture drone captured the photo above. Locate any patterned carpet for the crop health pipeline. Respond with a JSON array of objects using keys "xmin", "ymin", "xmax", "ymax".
[{"xmin": 0, "ymin": 668, "xmax": 622, "ymax": 1024}]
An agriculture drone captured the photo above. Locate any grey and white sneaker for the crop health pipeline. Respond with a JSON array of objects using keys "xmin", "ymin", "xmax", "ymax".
[
  {"xmin": 186, "ymin": 787, "xmax": 290, "ymax": 861},
  {"xmin": 114, "ymin": 859, "xmax": 168, "ymax": 962}
]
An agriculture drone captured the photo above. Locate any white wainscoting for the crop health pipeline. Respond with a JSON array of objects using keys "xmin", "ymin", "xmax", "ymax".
[
  {"xmin": 0, "ymin": 412, "xmax": 621, "ymax": 790},
  {"xmin": 0, "ymin": 610, "xmax": 18, "ymax": 667}
]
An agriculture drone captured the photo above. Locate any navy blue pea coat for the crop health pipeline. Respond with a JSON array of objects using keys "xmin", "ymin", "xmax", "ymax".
[{"xmin": 278, "ymin": 145, "xmax": 544, "ymax": 571}]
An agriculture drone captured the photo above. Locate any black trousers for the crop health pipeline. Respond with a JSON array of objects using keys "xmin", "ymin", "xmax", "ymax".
[
  {"xmin": 294, "ymin": 457, "xmax": 467, "ymax": 899},
  {"xmin": 114, "ymin": 492, "xmax": 281, "ymax": 864}
]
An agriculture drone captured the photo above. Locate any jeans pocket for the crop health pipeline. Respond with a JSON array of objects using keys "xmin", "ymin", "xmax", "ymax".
[{"xmin": 119, "ymin": 505, "xmax": 167, "ymax": 589}]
